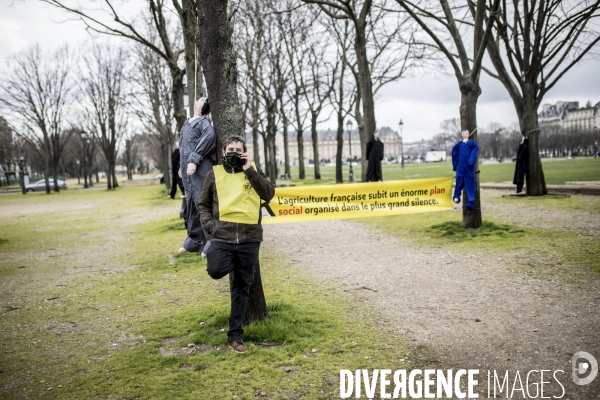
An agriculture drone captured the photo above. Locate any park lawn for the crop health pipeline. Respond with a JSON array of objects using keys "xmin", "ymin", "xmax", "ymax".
[
  {"xmin": 285, "ymin": 157, "xmax": 600, "ymax": 186},
  {"xmin": 0, "ymin": 186, "xmax": 427, "ymax": 400},
  {"xmin": 360, "ymin": 194, "xmax": 600, "ymax": 277}
]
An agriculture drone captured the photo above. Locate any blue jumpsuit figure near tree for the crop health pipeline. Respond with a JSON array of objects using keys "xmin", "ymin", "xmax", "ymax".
[
  {"xmin": 452, "ymin": 129, "xmax": 479, "ymax": 210},
  {"xmin": 178, "ymin": 97, "xmax": 217, "ymax": 256}
]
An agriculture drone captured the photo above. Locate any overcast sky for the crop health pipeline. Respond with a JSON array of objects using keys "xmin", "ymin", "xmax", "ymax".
[{"xmin": 2, "ymin": 0, "xmax": 598, "ymax": 143}]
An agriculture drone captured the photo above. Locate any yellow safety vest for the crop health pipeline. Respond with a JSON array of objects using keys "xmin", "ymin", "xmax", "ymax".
[{"xmin": 213, "ymin": 162, "xmax": 261, "ymax": 224}]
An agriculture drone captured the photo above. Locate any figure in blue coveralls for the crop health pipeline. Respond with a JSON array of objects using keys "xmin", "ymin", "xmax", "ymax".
[{"xmin": 452, "ymin": 129, "xmax": 479, "ymax": 210}]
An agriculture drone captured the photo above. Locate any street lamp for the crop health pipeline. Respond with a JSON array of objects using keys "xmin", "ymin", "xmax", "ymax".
[
  {"xmin": 80, "ymin": 131, "xmax": 89, "ymax": 188},
  {"xmin": 346, "ymin": 119, "xmax": 354, "ymax": 183},
  {"xmin": 398, "ymin": 119, "xmax": 404, "ymax": 169},
  {"xmin": 18, "ymin": 154, "xmax": 26, "ymax": 195}
]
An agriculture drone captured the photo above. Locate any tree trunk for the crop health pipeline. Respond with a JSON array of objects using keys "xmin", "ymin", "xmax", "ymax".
[
  {"xmin": 354, "ymin": 93, "xmax": 364, "ymax": 179},
  {"xmin": 354, "ymin": 26, "xmax": 376, "ymax": 181},
  {"xmin": 297, "ymin": 129, "xmax": 305, "ymax": 179},
  {"xmin": 311, "ymin": 111, "xmax": 321, "ymax": 180},
  {"xmin": 162, "ymin": 143, "xmax": 171, "ymax": 190},
  {"xmin": 459, "ymin": 82, "xmax": 482, "ymax": 228},
  {"xmin": 106, "ymin": 166, "xmax": 113, "ymax": 189},
  {"xmin": 52, "ymin": 169, "xmax": 59, "ymax": 192},
  {"xmin": 111, "ymin": 160, "xmax": 119, "ymax": 188},
  {"xmin": 197, "ymin": 0, "xmax": 267, "ymax": 323},
  {"xmin": 265, "ymin": 110, "xmax": 277, "ymax": 183},
  {"xmin": 336, "ymin": 111, "xmax": 344, "ymax": 183},
  {"xmin": 171, "ymin": 69, "xmax": 187, "ymax": 132},
  {"xmin": 181, "ymin": 0, "xmax": 203, "ymax": 118},
  {"xmin": 520, "ymin": 92, "xmax": 547, "ymax": 196},
  {"xmin": 282, "ymin": 109, "xmax": 290, "ymax": 179},
  {"xmin": 251, "ymin": 96, "xmax": 261, "ymax": 167},
  {"xmin": 43, "ymin": 136, "xmax": 51, "ymax": 194}
]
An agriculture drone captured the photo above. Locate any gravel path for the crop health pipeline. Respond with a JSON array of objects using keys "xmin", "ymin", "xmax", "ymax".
[{"xmin": 263, "ymin": 191, "xmax": 600, "ymax": 398}]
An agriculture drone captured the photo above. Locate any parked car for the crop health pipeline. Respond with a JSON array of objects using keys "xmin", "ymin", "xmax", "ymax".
[{"xmin": 25, "ymin": 179, "xmax": 67, "ymax": 192}]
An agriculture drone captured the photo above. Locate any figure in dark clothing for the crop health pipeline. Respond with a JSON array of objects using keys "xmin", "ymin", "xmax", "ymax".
[
  {"xmin": 168, "ymin": 140, "xmax": 185, "ymax": 199},
  {"xmin": 366, "ymin": 131, "xmax": 384, "ymax": 182},
  {"xmin": 513, "ymin": 136, "xmax": 528, "ymax": 193},
  {"xmin": 178, "ymin": 97, "xmax": 217, "ymax": 256}
]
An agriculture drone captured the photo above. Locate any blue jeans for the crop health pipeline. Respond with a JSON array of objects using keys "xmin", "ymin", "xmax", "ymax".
[{"xmin": 206, "ymin": 241, "xmax": 260, "ymax": 341}]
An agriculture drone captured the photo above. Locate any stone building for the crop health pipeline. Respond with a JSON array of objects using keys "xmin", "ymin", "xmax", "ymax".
[
  {"xmin": 247, "ymin": 126, "xmax": 403, "ymax": 167},
  {"xmin": 538, "ymin": 101, "xmax": 600, "ymax": 131}
]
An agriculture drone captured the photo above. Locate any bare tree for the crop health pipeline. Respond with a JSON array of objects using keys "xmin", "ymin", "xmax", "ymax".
[
  {"xmin": 302, "ymin": 0, "xmax": 379, "ymax": 180},
  {"xmin": 281, "ymin": 4, "xmax": 313, "ymax": 179},
  {"xmin": 484, "ymin": 0, "xmax": 600, "ymax": 195},
  {"xmin": 303, "ymin": 30, "xmax": 337, "ymax": 180},
  {"xmin": 394, "ymin": 0, "xmax": 501, "ymax": 228},
  {"xmin": 132, "ymin": 40, "xmax": 177, "ymax": 190},
  {"xmin": 123, "ymin": 138, "xmax": 139, "ymax": 181},
  {"xmin": 43, "ymin": 0, "xmax": 202, "ymax": 131},
  {"xmin": 80, "ymin": 44, "xmax": 129, "ymax": 189},
  {"xmin": 0, "ymin": 45, "xmax": 74, "ymax": 193},
  {"xmin": 0, "ymin": 117, "xmax": 16, "ymax": 175}
]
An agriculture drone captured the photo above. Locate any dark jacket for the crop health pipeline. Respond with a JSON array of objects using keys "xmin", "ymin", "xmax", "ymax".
[
  {"xmin": 171, "ymin": 148, "xmax": 180, "ymax": 176},
  {"xmin": 197, "ymin": 164, "xmax": 275, "ymax": 244},
  {"xmin": 366, "ymin": 138, "xmax": 384, "ymax": 161},
  {"xmin": 513, "ymin": 140, "xmax": 528, "ymax": 185},
  {"xmin": 179, "ymin": 116, "xmax": 217, "ymax": 204}
]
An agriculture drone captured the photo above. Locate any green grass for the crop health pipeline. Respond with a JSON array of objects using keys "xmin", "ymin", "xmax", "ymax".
[
  {"xmin": 0, "ymin": 185, "xmax": 427, "ymax": 399},
  {"xmin": 361, "ymin": 201, "xmax": 599, "ymax": 276},
  {"xmin": 1, "ymin": 174, "xmax": 598, "ymax": 398},
  {"xmin": 284, "ymin": 157, "xmax": 600, "ymax": 186}
]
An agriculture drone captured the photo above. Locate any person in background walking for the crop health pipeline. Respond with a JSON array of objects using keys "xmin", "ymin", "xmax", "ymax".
[
  {"xmin": 178, "ymin": 97, "xmax": 216, "ymax": 256},
  {"xmin": 366, "ymin": 130, "xmax": 384, "ymax": 182},
  {"xmin": 168, "ymin": 138, "xmax": 185, "ymax": 199},
  {"xmin": 513, "ymin": 136, "xmax": 528, "ymax": 194}
]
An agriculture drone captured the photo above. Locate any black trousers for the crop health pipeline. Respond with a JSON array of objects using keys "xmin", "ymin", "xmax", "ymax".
[
  {"xmin": 206, "ymin": 241, "xmax": 260, "ymax": 341},
  {"xmin": 169, "ymin": 173, "xmax": 184, "ymax": 198},
  {"xmin": 365, "ymin": 160, "xmax": 382, "ymax": 182}
]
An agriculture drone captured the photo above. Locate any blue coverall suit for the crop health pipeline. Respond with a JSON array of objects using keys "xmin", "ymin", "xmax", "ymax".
[{"xmin": 452, "ymin": 139, "xmax": 479, "ymax": 209}]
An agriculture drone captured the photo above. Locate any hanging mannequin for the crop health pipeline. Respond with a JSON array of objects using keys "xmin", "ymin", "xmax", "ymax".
[{"xmin": 452, "ymin": 129, "xmax": 479, "ymax": 210}]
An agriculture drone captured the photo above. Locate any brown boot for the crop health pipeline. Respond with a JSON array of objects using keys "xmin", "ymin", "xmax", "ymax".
[{"xmin": 228, "ymin": 339, "xmax": 247, "ymax": 353}]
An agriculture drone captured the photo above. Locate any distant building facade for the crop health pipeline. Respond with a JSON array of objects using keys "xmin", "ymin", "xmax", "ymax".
[
  {"xmin": 247, "ymin": 126, "xmax": 403, "ymax": 167},
  {"xmin": 538, "ymin": 101, "xmax": 600, "ymax": 131}
]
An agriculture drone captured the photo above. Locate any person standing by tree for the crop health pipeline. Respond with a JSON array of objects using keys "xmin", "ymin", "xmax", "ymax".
[
  {"xmin": 513, "ymin": 136, "xmax": 528, "ymax": 194},
  {"xmin": 197, "ymin": 136, "xmax": 274, "ymax": 353},
  {"xmin": 168, "ymin": 139, "xmax": 185, "ymax": 199},
  {"xmin": 178, "ymin": 98, "xmax": 216, "ymax": 256},
  {"xmin": 365, "ymin": 130, "xmax": 384, "ymax": 182}
]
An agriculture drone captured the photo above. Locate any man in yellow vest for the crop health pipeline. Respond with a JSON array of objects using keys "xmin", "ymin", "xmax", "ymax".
[{"xmin": 197, "ymin": 135, "xmax": 274, "ymax": 353}]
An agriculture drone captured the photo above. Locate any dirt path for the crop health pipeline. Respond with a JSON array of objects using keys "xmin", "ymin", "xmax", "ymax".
[{"xmin": 263, "ymin": 192, "xmax": 600, "ymax": 398}]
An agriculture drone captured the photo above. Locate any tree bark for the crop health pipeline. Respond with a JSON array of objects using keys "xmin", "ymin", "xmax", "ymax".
[
  {"xmin": 459, "ymin": 83, "xmax": 482, "ymax": 228},
  {"xmin": 310, "ymin": 111, "xmax": 321, "ymax": 180},
  {"xmin": 281, "ymin": 102, "xmax": 290, "ymax": 179},
  {"xmin": 179, "ymin": 0, "xmax": 204, "ymax": 118},
  {"xmin": 354, "ymin": 24, "xmax": 376, "ymax": 181},
  {"xmin": 197, "ymin": 0, "xmax": 267, "ymax": 323},
  {"xmin": 336, "ymin": 111, "xmax": 344, "ymax": 183},
  {"xmin": 520, "ymin": 89, "xmax": 547, "ymax": 196}
]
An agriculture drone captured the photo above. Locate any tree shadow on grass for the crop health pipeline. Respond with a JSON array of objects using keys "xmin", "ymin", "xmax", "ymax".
[{"xmin": 428, "ymin": 221, "xmax": 526, "ymax": 241}]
